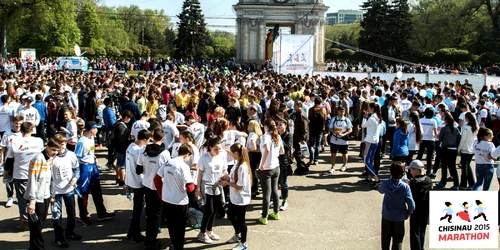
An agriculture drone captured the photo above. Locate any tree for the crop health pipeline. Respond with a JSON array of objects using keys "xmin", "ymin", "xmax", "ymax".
[
  {"xmin": 358, "ymin": 0, "xmax": 391, "ymax": 57},
  {"xmin": 325, "ymin": 23, "xmax": 361, "ymax": 49},
  {"xmin": 174, "ymin": 0, "xmax": 209, "ymax": 60},
  {"xmin": 165, "ymin": 28, "xmax": 176, "ymax": 56},
  {"xmin": 387, "ymin": 0, "xmax": 413, "ymax": 58},
  {"xmin": 78, "ymin": 0, "xmax": 102, "ymax": 48}
]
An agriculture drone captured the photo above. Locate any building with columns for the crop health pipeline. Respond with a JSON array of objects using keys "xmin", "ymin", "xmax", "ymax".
[{"xmin": 233, "ymin": 0, "xmax": 328, "ymax": 70}]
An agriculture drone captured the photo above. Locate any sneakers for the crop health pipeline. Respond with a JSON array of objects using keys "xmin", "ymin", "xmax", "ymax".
[
  {"xmin": 269, "ymin": 212, "xmax": 280, "ymax": 220},
  {"xmin": 207, "ymin": 231, "xmax": 220, "ymax": 241},
  {"xmin": 97, "ymin": 212, "xmax": 116, "ymax": 221},
  {"xmin": 226, "ymin": 234, "xmax": 241, "ymax": 244},
  {"xmin": 5, "ymin": 197, "xmax": 13, "ymax": 207},
  {"xmin": 79, "ymin": 217, "xmax": 92, "ymax": 227},
  {"xmin": 340, "ymin": 165, "xmax": 347, "ymax": 172},
  {"xmin": 258, "ymin": 216, "xmax": 268, "ymax": 225},
  {"xmin": 197, "ymin": 232, "xmax": 213, "ymax": 243},
  {"xmin": 232, "ymin": 242, "xmax": 248, "ymax": 250},
  {"xmin": 16, "ymin": 220, "xmax": 28, "ymax": 230},
  {"xmin": 279, "ymin": 201, "xmax": 288, "ymax": 211},
  {"xmin": 328, "ymin": 167, "xmax": 336, "ymax": 173},
  {"xmin": 55, "ymin": 240, "xmax": 69, "ymax": 248},
  {"xmin": 65, "ymin": 233, "xmax": 82, "ymax": 241}
]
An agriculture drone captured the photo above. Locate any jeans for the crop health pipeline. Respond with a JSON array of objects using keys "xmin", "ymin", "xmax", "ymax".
[
  {"xmin": 28, "ymin": 199, "xmax": 50, "ymax": 250},
  {"xmin": 365, "ymin": 143, "xmax": 378, "ymax": 176},
  {"xmin": 115, "ymin": 152, "xmax": 126, "ymax": 168},
  {"xmin": 53, "ymin": 190, "xmax": 76, "ymax": 242},
  {"xmin": 409, "ymin": 212, "xmax": 428, "ymax": 250},
  {"xmin": 460, "ymin": 153, "xmax": 475, "ymax": 188},
  {"xmin": 228, "ymin": 203, "xmax": 248, "ymax": 243},
  {"xmin": 128, "ymin": 187, "xmax": 146, "ymax": 238},
  {"xmin": 472, "ymin": 164, "xmax": 495, "ymax": 191},
  {"xmin": 249, "ymin": 152, "xmax": 261, "ymax": 194},
  {"xmin": 381, "ymin": 217, "xmax": 404, "ymax": 250},
  {"xmin": 200, "ymin": 194, "xmax": 221, "ymax": 233},
  {"xmin": 258, "ymin": 167, "xmax": 280, "ymax": 217},
  {"xmin": 439, "ymin": 149, "xmax": 459, "ymax": 187},
  {"xmin": 164, "ymin": 202, "xmax": 188, "ymax": 250},
  {"xmin": 279, "ymin": 163, "xmax": 289, "ymax": 200},
  {"xmin": 417, "ymin": 140, "xmax": 435, "ymax": 173},
  {"xmin": 382, "ymin": 126, "xmax": 396, "ymax": 155},
  {"xmin": 14, "ymin": 179, "xmax": 28, "ymax": 221},
  {"xmin": 308, "ymin": 133, "xmax": 323, "ymax": 163}
]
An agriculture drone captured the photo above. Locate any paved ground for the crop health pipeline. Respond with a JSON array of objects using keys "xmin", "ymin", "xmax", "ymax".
[{"xmin": 0, "ymin": 142, "xmax": 498, "ymax": 250}]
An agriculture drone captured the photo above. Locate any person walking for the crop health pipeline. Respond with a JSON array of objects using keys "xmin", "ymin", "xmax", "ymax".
[
  {"xmin": 258, "ymin": 120, "xmax": 284, "ymax": 225},
  {"xmin": 328, "ymin": 106, "xmax": 352, "ymax": 173},
  {"xmin": 362, "ymin": 103, "xmax": 383, "ymax": 188},
  {"xmin": 457, "ymin": 112, "xmax": 478, "ymax": 190}
]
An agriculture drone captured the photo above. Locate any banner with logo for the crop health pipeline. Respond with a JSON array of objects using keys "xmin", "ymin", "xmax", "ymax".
[
  {"xmin": 273, "ymin": 34, "xmax": 314, "ymax": 76},
  {"xmin": 429, "ymin": 191, "xmax": 498, "ymax": 249}
]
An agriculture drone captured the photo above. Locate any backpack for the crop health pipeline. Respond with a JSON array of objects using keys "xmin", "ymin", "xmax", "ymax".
[
  {"xmin": 309, "ymin": 107, "xmax": 325, "ymax": 132},
  {"xmin": 483, "ymin": 107, "xmax": 493, "ymax": 128},
  {"xmin": 187, "ymin": 207, "xmax": 203, "ymax": 229},
  {"xmin": 106, "ymin": 121, "xmax": 126, "ymax": 147}
]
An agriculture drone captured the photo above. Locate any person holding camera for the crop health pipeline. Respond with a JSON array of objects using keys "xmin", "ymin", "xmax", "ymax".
[{"xmin": 328, "ymin": 106, "xmax": 353, "ymax": 173}]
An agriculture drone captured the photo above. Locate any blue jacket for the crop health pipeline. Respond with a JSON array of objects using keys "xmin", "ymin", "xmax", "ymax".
[
  {"xmin": 378, "ymin": 179, "xmax": 415, "ymax": 222},
  {"xmin": 33, "ymin": 100, "xmax": 48, "ymax": 122},
  {"xmin": 122, "ymin": 100, "xmax": 141, "ymax": 121},
  {"xmin": 391, "ymin": 128, "xmax": 409, "ymax": 156},
  {"xmin": 102, "ymin": 107, "xmax": 117, "ymax": 130}
]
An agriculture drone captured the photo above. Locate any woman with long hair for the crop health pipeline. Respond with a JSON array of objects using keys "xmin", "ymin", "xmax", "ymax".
[
  {"xmin": 435, "ymin": 112, "xmax": 461, "ymax": 190},
  {"xmin": 60, "ymin": 110, "xmax": 78, "ymax": 151},
  {"xmin": 146, "ymin": 93, "xmax": 159, "ymax": 119},
  {"xmin": 277, "ymin": 119, "xmax": 292, "ymax": 211},
  {"xmin": 357, "ymin": 100, "xmax": 370, "ymax": 157},
  {"xmin": 221, "ymin": 143, "xmax": 252, "ymax": 250},
  {"xmin": 258, "ymin": 119, "xmax": 284, "ymax": 225},
  {"xmin": 196, "ymin": 138, "xmax": 228, "ymax": 244},
  {"xmin": 171, "ymin": 130, "xmax": 200, "ymax": 180},
  {"xmin": 246, "ymin": 120, "xmax": 262, "ymax": 197},
  {"xmin": 406, "ymin": 112, "xmax": 422, "ymax": 166},
  {"xmin": 391, "ymin": 118, "xmax": 409, "ymax": 162},
  {"xmin": 457, "ymin": 112, "xmax": 478, "ymax": 189},
  {"xmin": 361, "ymin": 102, "xmax": 383, "ymax": 187},
  {"xmin": 473, "ymin": 128, "xmax": 496, "ymax": 191}
]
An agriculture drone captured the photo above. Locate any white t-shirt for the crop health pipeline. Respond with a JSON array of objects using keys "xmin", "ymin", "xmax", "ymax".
[
  {"xmin": 222, "ymin": 130, "xmax": 244, "ymax": 165},
  {"xmin": 18, "ymin": 107, "xmax": 39, "ymax": 134},
  {"xmin": 75, "ymin": 136, "xmax": 95, "ymax": 164},
  {"xmin": 475, "ymin": 141, "xmax": 495, "ymax": 164},
  {"xmin": 162, "ymin": 121, "xmax": 179, "ymax": 150},
  {"xmin": 419, "ymin": 118, "xmax": 437, "ymax": 141},
  {"xmin": 0, "ymin": 105, "xmax": 13, "ymax": 132},
  {"xmin": 198, "ymin": 152, "xmax": 228, "ymax": 196},
  {"xmin": 407, "ymin": 123, "xmax": 421, "ymax": 151},
  {"xmin": 259, "ymin": 132, "xmax": 283, "ymax": 170},
  {"xmin": 157, "ymin": 157, "xmax": 194, "ymax": 205},
  {"xmin": 175, "ymin": 112, "xmax": 185, "ymax": 125},
  {"xmin": 328, "ymin": 116, "xmax": 352, "ymax": 146},
  {"xmin": 229, "ymin": 162, "xmax": 251, "ymax": 206},
  {"xmin": 477, "ymin": 109, "xmax": 488, "ymax": 128},
  {"xmin": 400, "ymin": 100, "xmax": 412, "ymax": 111},
  {"xmin": 246, "ymin": 132, "xmax": 260, "ymax": 151},
  {"xmin": 51, "ymin": 150, "xmax": 79, "ymax": 195},
  {"xmin": 492, "ymin": 146, "xmax": 500, "ymax": 178},
  {"xmin": 171, "ymin": 142, "xmax": 200, "ymax": 180},
  {"xmin": 8, "ymin": 136, "xmax": 45, "ymax": 179},
  {"xmin": 131, "ymin": 120, "xmax": 150, "ymax": 140},
  {"xmin": 0, "ymin": 130, "xmax": 21, "ymax": 148},
  {"xmin": 459, "ymin": 112, "xmax": 467, "ymax": 122},
  {"xmin": 187, "ymin": 122, "xmax": 205, "ymax": 148},
  {"xmin": 125, "ymin": 143, "xmax": 145, "ymax": 189},
  {"xmin": 138, "ymin": 148, "xmax": 171, "ymax": 190}
]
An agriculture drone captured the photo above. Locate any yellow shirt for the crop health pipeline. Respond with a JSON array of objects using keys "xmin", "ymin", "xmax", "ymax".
[
  {"xmin": 137, "ymin": 97, "xmax": 146, "ymax": 113},
  {"xmin": 239, "ymin": 97, "xmax": 249, "ymax": 109},
  {"xmin": 175, "ymin": 93, "xmax": 191, "ymax": 109},
  {"xmin": 146, "ymin": 100, "xmax": 158, "ymax": 118}
]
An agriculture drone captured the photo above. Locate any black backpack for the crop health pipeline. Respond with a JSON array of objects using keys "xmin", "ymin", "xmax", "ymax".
[{"xmin": 483, "ymin": 107, "xmax": 493, "ymax": 129}]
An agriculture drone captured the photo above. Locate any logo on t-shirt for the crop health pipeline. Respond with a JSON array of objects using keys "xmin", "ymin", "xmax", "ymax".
[{"xmin": 214, "ymin": 164, "xmax": 220, "ymax": 171}]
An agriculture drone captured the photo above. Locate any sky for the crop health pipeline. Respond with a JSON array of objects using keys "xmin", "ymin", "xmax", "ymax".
[{"xmin": 103, "ymin": 0, "xmax": 364, "ymax": 32}]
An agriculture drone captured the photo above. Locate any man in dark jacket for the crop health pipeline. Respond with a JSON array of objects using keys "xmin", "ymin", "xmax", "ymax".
[
  {"xmin": 121, "ymin": 91, "xmax": 142, "ymax": 122},
  {"xmin": 111, "ymin": 110, "xmax": 134, "ymax": 186},
  {"xmin": 293, "ymin": 101, "xmax": 309, "ymax": 175},
  {"xmin": 407, "ymin": 160, "xmax": 433, "ymax": 250}
]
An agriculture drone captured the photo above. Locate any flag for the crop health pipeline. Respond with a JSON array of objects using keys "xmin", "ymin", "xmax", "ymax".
[{"xmin": 265, "ymin": 24, "xmax": 280, "ymax": 61}]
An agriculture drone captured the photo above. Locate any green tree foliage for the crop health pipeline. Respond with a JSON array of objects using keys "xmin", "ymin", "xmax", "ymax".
[
  {"xmin": 78, "ymin": 0, "xmax": 102, "ymax": 48},
  {"xmin": 359, "ymin": 0, "xmax": 391, "ymax": 56},
  {"xmin": 325, "ymin": 23, "xmax": 361, "ymax": 49},
  {"xmin": 387, "ymin": 0, "xmax": 413, "ymax": 58},
  {"xmin": 209, "ymin": 31, "xmax": 236, "ymax": 59},
  {"xmin": 175, "ymin": 0, "xmax": 209, "ymax": 60}
]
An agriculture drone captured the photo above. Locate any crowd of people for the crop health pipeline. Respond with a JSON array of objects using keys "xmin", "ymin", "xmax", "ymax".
[{"xmin": 0, "ymin": 63, "xmax": 500, "ymax": 250}]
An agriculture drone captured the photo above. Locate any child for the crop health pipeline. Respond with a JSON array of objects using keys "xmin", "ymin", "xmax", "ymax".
[
  {"xmin": 378, "ymin": 161, "xmax": 415, "ymax": 250},
  {"xmin": 407, "ymin": 160, "xmax": 433, "ymax": 250},
  {"xmin": 474, "ymin": 128, "xmax": 496, "ymax": 191}
]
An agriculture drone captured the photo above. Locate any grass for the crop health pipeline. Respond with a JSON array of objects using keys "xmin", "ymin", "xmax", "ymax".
[{"xmin": 126, "ymin": 70, "xmax": 146, "ymax": 75}]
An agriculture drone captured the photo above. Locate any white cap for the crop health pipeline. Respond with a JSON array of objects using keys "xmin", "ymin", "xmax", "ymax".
[{"xmin": 407, "ymin": 160, "xmax": 425, "ymax": 170}]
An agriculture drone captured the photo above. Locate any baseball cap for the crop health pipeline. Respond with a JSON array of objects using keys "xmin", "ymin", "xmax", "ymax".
[
  {"xmin": 85, "ymin": 121, "xmax": 97, "ymax": 131},
  {"xmin": 55, "ymin": 95, "xmax": 63, "ymax": 101},
  {"xmin": 407, "ymin": 160, "xmax": 425, "ymax": 170},
  {"xmin": 26, "ymin": 96, "xmax": 33, "ymax": 102}
]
